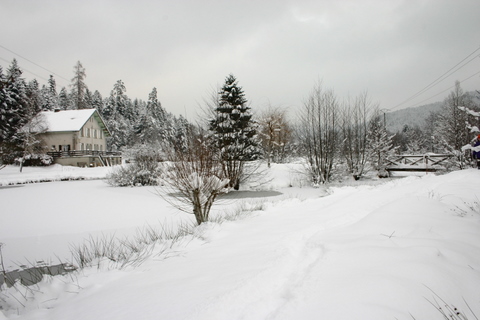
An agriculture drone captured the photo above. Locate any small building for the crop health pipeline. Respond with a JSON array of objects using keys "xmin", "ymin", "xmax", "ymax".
[{"xmin": 37, "ymin": 109, "xmax": 121, "ymax": 167}]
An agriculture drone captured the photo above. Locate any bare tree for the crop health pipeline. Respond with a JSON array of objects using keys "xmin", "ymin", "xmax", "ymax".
[
  {"xmin": 366, "ymin": 109, "xmax": 394, "ymax": 176},
  {"xmin": 340, "ymin": 92, "xmax": 373, "ymax": 180},
  {"xmin": 157, "ymin": 130, "xmax": 229, "ymax": 225},
  {"xmin": 434, "ymin": 81, "xmax": 474, "ymax": 169},
  {"xmin": 299, "ymin": 82, "xmax": 340, "ymax": 184},
  {"xmin": 258, "ymin": 106, "xmax": 293, "ymax": 167},
  {"xmin": 18, "ymin": 112, "xmax": 49, "ymax": 172}
]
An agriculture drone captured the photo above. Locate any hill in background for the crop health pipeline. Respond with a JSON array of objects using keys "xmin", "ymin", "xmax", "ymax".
[{"xmin": 385, "ymin": 90, "xmax": 479, "ymax": 133}]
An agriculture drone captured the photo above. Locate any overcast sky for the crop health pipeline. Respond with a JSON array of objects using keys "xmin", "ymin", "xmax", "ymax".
[{"xmin": 1, "ymin": 0, "xmax": 479, "ymax": 119}]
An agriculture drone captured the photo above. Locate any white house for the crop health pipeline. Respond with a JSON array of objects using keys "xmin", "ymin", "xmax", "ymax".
[{"xmin": 37, "ymin": 109, "xmax": 121, "ymax": 167}]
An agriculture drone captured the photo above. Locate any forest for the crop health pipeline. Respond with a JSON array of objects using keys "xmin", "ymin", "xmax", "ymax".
[{"xmin": 1, "ymin": 59, "xmax": 480, "ymax": 188}]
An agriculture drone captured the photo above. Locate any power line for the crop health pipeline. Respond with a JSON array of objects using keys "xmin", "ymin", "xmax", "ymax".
[
  {"xmin": 401, "ymin": 70, "xmax": 480, "ymax": 110},
  {"xmin": 0, "ymin": 56, "xmax": 50, "ymax": 82},
  {"xmin": 390, "ymin": 46, "xmax": 480, "ymax": 111},
  {"xmin": 0, "ymin": 44, "xmax": 70, "ymax": 82},
  {"xmin": 397, "ymin": 53, "xmax": 478, "ymax": 107}
]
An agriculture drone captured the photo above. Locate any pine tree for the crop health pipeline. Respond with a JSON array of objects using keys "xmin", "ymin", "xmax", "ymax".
[
  {"xmin": 70, "ymin": 61, "xmax": 88, "ymax": 109},
  {"xmin": 209, "ymin": 74, "xmax": 259, "ymax": 189}
]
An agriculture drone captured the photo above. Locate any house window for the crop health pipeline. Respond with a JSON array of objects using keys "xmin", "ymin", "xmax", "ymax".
[
  {"xmin": 100, "ymin": 130, "xmax": 103, "ymax": 139},
  {"xmin": 94, "ymin": 129, "xmax": 97, "ymax": 139},
  {"xmin": 80, "ymin": 128, "xmax": 84, "ymax": 137},
  {"xmin": 100, "ymin": 145, "xmax": 103, "ymax": 151},
  {"xmin": 87, "ymin": 128, "xmax": 90, "ymax": 137},
  {"xmin": 81, "ymin": 143, "xmax": 84, "ymax": 151}
]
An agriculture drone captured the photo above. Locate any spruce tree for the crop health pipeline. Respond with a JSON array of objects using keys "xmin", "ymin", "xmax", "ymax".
[
  {"xmin": 209, "ymin": 74, "xmax": 259, "ymax": 189},
  {"xmin": 91, "ymin": 90, "xmax": 104, "ymax": 113},
  {"xmin": 136, "ymin": 87, "xmax": 168, "ymax": 145},
  {"xmin": 26, "ymin": 79, "xmax": 42, "ymax": 115},
  {"xmin": 104, "ymin": 80, "xmax": 135, "ymax": 150},
  {"xmin": 0, "ymin": 60, "xmax": 29, "ymax": 163},
  {"xmin": 41, "ymin": 75, "xmax": 58, "ymax": 111},
  {"xmin": 58, "ymin": 87, "xmax": 70, "ymax": 110}
]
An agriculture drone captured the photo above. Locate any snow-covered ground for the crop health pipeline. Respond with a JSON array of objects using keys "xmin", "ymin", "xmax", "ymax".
[{"xmin": 1, "ymin": 164, "xmax": 479, "ymax": 319}]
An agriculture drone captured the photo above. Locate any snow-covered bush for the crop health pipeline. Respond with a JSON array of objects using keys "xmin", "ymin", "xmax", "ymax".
[
  {"xmin": 106, "ymin": 146, "xmax": 161, "ymax": 186},
  {"xmin": 106, "ymin": 164, "xmax": 160, "ymax": 187},
  {"xmin": 14, "ymin": 153, "xmax": 53, "ymax": 167}
]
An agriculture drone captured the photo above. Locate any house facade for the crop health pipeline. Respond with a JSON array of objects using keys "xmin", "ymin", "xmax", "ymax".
[{"xmin": 38, "ymin": 109, "xmax": 121, "ymax": 167}]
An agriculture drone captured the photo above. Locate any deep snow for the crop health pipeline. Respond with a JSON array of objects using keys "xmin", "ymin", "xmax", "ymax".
[{"xmin": 1, "ymin": 165, "xmax": 479, "ymax": 319}]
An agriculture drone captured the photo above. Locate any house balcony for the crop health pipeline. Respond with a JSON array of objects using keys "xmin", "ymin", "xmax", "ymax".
[
  {"xmin": 47, "ymin": 150, "xmax": 121, "ymax": 158},
  {"xmin": 47, "ymin": 150, "xmax": 122, "ymax": 167}
]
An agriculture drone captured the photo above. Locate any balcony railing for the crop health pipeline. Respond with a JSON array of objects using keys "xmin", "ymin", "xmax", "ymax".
[{"xmin": 47, "ymin": 150, "xmax": 122, "ymax": 158}]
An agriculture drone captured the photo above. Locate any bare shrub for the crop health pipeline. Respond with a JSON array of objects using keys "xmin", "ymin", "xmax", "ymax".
[
  {"xmin": 157, "ymin": 136, "xmax": 229, "ymax": 225},
  {"xmin": 299, "ymin": 82, "xmax": 340, "ymax": 184}
]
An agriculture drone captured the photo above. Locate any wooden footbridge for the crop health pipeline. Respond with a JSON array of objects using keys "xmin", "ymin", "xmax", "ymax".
[{"xmin": 385, "ymin": 154, "xmax": 452, "ymax": 174}]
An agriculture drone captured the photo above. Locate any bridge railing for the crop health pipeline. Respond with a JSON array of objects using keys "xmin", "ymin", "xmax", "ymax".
[{"xmin": 386, "ymin": 154, "xmax": 452, "ymax": 172}]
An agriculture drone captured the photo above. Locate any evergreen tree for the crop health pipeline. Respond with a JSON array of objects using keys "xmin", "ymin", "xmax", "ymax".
[
  {"xmin": 0, "ymin": 60, "xmax": 29, "ymax": 163},
  {"xmin": 112, "ymin": 80, "xmax": 135, "ymax": 121},
  {"xmin": 48, "ymin": 75, "xmax": 57, "ymax": 97},
  {"xmin": 70, "ymin": 61, "xmax": 88, "ymax": 109},
  {"xmin": 41, "ymin": 75, "xmax": 58, "ymax": 111},
  {"xmin": 209, "ymin": 74, "xmax": 259, "ymax": 189},
  {"xmin": 26, "ymin": 79, "xmax": 42, "ymax": 115},
  {"xmin": 104, "ymin": 80, "xmax": 135, "ymax": 150},
  {"xmin": 136, "ymin": 87, "xmax": 168, "ymax": 145},
  {"xmin": 58, "ymin": 87, "xmax": 70, "ymax": 110},
  {"xmin": 84, "ymin": 88, "xmax": 93, "ymax": 109},
  {"xmin": 404, "ymin": 125, "xmax": 427, "ymax": 154},
  {"xmin": 146, "ymin": 87, "xmax": 165, "ymax": 122},
  {"xmin": 172, "ymin": 115, "xmax": 192, "ymax": 153},
  {"xmin": 91, "ymin": 90, "xmax": 104, "ymax": 113}
]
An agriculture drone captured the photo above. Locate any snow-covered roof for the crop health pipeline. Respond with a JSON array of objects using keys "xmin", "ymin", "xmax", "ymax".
[{"xmin": 37, "ymin": 109, "xmax": 110, "ymax": 136}]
